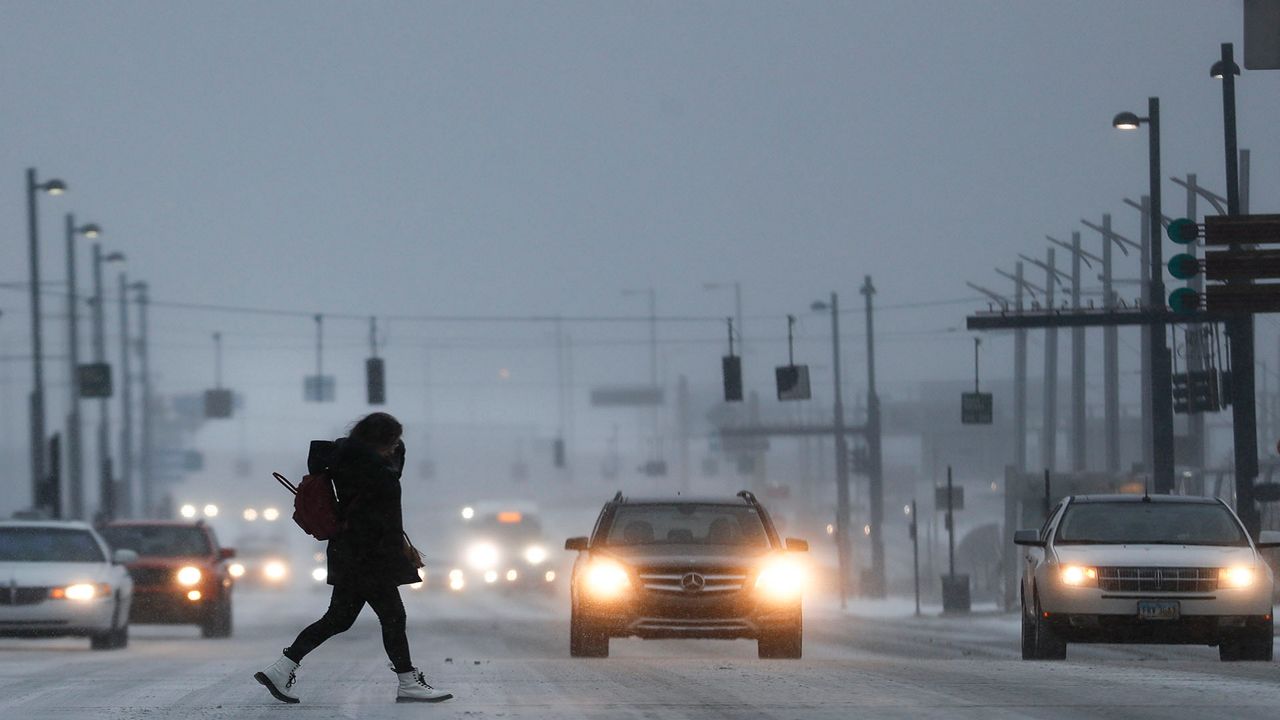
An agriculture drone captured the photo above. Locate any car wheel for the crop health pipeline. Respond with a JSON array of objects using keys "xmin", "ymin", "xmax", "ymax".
[
  {"xmin": 1031, "ymin": 592, "xmax": 1066, "ymax": 660},
  {"xmin": 1020, "ymin": 595, "xmax": 1037, "ymax": 660},
  {"xmin": 757, "ymin": 613, "xmax": 803, "ymax": 659},
  {"xmin": 1220, "ymin": 625, "xmax": 1273, "ymax": 662},
  {"xmin": 91, "ymin": 596, "xmax": 128, "ymax": 650},
  {"xmin": 569, "ymin": 608, "xmax": 608, "ymax": 658},
  {"xmin": 201, "ymin": 595, "xmax": 233, "ymax": 639}
]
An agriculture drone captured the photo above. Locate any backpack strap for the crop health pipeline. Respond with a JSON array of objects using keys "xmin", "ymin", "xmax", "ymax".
[{"xmin": 272, "ymin": 472, "xmax": 299, "ymax": 495}]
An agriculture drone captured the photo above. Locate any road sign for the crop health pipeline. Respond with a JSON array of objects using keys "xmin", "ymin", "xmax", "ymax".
[
  {"xmin": 775, "ymin": 365, "xmax": 811, "ymax": 401},
  {"xmin": 722, "ymin": 356, "xmax": 743, "ymax": 402},
  {"xmin": 1245, "ymin": 1, "xmax": 1280, "ymax": 70},
  {"xmin": 935, "ymin": 484, "xmax": 964, "ymax": 511},
  {"xmin": 366, "ymin": 358, "xmax": 386, "ymax": 405},
  {"xmin": 960, "ymin": 392, "xmax": 993, "ymax": 424},
  {"xmin": 1204, "ymin": 249, "xmax": 1280, "ymax": 281},
  {"xmin": 590, "ymin": 385, "xmax": 664, "ymax": 406},
  {"xmin": 78, "ymin": 363, "xmax": 112, "ymax": 398},
  {"xmin": 1202, "ymin": 214, "xmax": 1280, "ymax": 246}
]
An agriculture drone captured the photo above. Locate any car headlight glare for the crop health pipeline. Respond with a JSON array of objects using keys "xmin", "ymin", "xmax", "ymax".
[
  {"xmin": 177, "ymin": 566, "xmax": 203, "ymax": 586},
  {"xmin": 584, "ymin": 559, "xmax": 630, "ymax": 598},
  {"xmin": 311, "ymin": 567, "xmax": 328, "ymax": 582},
  {"xmin": 1221, "ymin": 566, "xmax": 1255, "ymax": 589},
  {"xmin": 755, "ymin": 558, "xmax": 806, "ymax": 601},
  {"xmin": 466, "ymin": 542, "xmax": 500, "ymax": 571},
  {"xmin": 54, "ymin": 583, "xmax": 108, "ymax": 601},
  {"xmin": 1060, "ymin": 565, "xmax": 1097, "ymax": 587},
  {"xmin": 264, "ymin": 561, "xmax": 288, "ymax": 581},
  {"xmin": 228, "ymin": 562, "xmax": 245, "ymax": 578},
  {"xmin": 524, "ymin": 545, "xmax": 548, "ymax": 565}
]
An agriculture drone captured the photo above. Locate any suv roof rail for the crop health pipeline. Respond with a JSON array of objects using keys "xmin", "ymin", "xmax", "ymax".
[
  {"xmin": 736, "ymin": 490, "xmax": 759, "ymax": 506},
  {"xmin": 611, "ymin": 490, "xmax": 624, "ymax": 503}
]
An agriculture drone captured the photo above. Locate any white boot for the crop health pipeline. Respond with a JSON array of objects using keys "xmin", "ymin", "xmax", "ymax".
[
  {"xmin": 395, "ymin": 668, "xmax": 453, "ymax": 703},
  {"xmin": 254, "ymin": 655, "xmax": 301, "ymax": 704}
]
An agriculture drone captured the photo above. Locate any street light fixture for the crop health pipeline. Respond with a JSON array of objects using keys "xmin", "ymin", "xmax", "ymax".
[
  {"xmin": 65, "ymin": 215, "xmax": 103, "ymax": 520},
  {"xmin": 26, "ymin": 168, "xmax": 67, "ymax": 515},
  {"xmin": 1210, "ymin": 59, "xmax": 1240, "ymax": 80},
  {"xmin": 1113, "ymin": 97, "xmax": 1174, "ymax": 494}
]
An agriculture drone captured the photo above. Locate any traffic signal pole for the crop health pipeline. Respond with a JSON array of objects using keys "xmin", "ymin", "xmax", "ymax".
[
  {"xmin": 1146, "ymin": 97, "xmax": 1177, "ymax": 495},
  {"xmin": 1218, "ymin": 43, "xmax": 1260, "ymax": 535},
  {"xmin": 862, "ymin": 276, "xmax": 885, "ymax": 598}
]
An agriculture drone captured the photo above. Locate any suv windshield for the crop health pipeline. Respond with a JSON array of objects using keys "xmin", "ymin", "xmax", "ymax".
[
  {"xmin": 0, "ymin": 527, "xmax": 105, "ymax": 562},
  {"xmin": 604, "ymin": 504, "xmax": 769, "ymax": 547},
  {"xmin": 101, "ymin": 526, "xmax": 212, "ymax": 558},
  {"xmin": 1056, "ymin": 502, "xmax": 1248, "ymax": 546}
]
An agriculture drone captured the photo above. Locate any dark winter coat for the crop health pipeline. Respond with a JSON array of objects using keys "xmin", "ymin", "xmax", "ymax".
[{"xmin": 306, "ymin": 437, "xmax": 419, "ymax": 588}]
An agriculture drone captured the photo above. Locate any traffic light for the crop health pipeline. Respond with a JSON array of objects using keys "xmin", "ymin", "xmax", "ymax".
[
  {"xmin": 1168, "ymin": 253, "xmax": 1200, "ymax": 280},
  {"xmin": 1166, "ymin": 214, "xmax": 1280, "ymax": 313},
  {"xmin": 366, "ymin": 357, "xmax": 386, "ymax": 405},
  {"xmin": 1172, "ymin": 374, "xmax": 1190, "ymax": 414},
  {"xmin": 1169, "ymin": 287, "xmax": 1202, "ymax": 315},
  {"xmin": 204, "ymin": 389, "xmax": 233, "ymax": 419},
  {"xmin": 722, "ymin": 355, "xmax": 743, "ymax": 402}
]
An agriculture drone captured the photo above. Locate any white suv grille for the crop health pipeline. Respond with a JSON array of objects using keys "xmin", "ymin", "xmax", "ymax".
[{"xmin": 1097, "ymin": 567, "xmax": 1218, "ymax": 593}]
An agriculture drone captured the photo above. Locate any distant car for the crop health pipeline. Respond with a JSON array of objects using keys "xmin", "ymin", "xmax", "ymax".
[
  {"xmin": 565, "ymin": 490, "xmax": 809, "ymax": 659},
  {"xmin": 226, "ymin": 531, "xmax": 292, "ymax": 590},
  {"xmin": 1015, "ymin": 494, "xmax": 1280, "ymax": 661},
  {"xmin": 453, "ymin": 506, "xmax": 559, "ymax": 593},
  {"xmin": 0, "ymin": 520, "xmax": 135, "ymax": 650},
  {"xmin": 100, "ymin": 520, "xmax": 235, "ymax": 638}
]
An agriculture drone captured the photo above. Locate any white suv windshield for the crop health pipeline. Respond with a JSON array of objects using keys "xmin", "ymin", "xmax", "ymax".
[{"xmin": 1056, "ymin": 502, "xmax": 1248, "ymax": 546}]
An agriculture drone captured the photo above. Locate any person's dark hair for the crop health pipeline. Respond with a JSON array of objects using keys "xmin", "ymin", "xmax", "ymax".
[{"xmin": 349, "ymin": 412, "xmax": 403, "ymax": 449}]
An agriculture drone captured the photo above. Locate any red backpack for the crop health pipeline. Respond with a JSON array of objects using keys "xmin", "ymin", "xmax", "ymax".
[{"xmin": 273, "ymin": 472, "xmax": 342, "ymax": 540}]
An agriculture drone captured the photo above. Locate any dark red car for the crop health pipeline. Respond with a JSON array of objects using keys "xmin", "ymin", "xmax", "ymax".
[{"xmin": 100, "ymin": 520, "xmax": 236, "ymax": 638}]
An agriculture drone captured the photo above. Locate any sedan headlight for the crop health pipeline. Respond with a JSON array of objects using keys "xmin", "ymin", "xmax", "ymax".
[
  {"xmin": 466, "ymin": 542, "xmax": 500, "ymax": 571},
  {"xmin": 52, "ymin": 583, "xmax": 110, "ymax": 601},
  {"xmin": 176, "ymin": 566, "xmax": 203, "ymax": 586},
  {"xmin": 584, "ymin": 559, "xmax": 630, "ymax": 599},
  {"xmin": 311, "ymin": 567, "xmax": 328, "ymax": 583},
  {"xmin": 1060, "ymin": 565, "xmax": 1097, "ymax": 587},
  {"xmin": 263, "ymin": 561, "xmax": 288, "ymax": 582},
  {"xmin": 524, "ymin": 545, "xmax": 548, "ymax": 565},
  {"xmin": 228, "ymin": 562, "xmax": 246, "ymax": 578},
  {"xmin": 1221, "ymin": 566, "xmax": 1255, "ymax": 589},
  {"xmin": 755, "ymin": 558, "xmax": 806, "ymax": 601}
]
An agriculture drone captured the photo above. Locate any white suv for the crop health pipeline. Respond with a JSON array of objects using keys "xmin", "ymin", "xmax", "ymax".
[{"xmin": 1015, "ymin": 494, "xmax": 1278, "ymax": 662}]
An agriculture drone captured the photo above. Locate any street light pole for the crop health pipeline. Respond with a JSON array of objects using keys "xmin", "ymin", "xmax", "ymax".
[
  {"xmin": 26, "ymin": 168, "xmax": 66, "ymax": 514},
  {"xmin": 134, "ymin": 283, "xmax": 153, "ymax": 517},
  {"xmin": 118, "ymin": 272, "xmax": 134, "ymax": 519},
  {"xmin": 816, "ymin": 292, "xmax": 851, "ymax": 607},
  {"xmin": 64, "ymin": 214, "xmax": 100, "ymax": 520},
  {"xmin": 861, "ymin": 276, "xmax": 885, "ymax": 598},
  {"xmin": 91, "ymin": 244, "xmax": 124, "ymax": 522}
]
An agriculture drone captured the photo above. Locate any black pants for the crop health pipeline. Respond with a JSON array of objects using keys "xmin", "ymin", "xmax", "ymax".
[{"xmin": 284, "ymin": 583, "xmax": 412, "ymax": 673}]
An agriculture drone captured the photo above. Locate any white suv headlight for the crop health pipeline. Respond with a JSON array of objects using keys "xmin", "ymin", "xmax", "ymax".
[{"xmin": 1220, "ymin": 566, "xmax": 1255, "ymax": 588}]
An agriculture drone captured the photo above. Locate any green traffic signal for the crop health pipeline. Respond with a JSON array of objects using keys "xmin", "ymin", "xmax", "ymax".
[
  {"xmin": 1167, "ymin": 217, "xmax": 1199, "ymax": 244},
  {"xmin": 1167, "ymin": 253, "xmax": 1199, "ymax": 280},
  {"xmin": 1168, "ymin": 287, "xmax": 1201, "ymax": 315}
]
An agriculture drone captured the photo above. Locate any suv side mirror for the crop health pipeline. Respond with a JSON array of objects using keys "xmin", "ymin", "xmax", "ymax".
[
  {"xmin": 1257, "ymin": 530, "xmax": 1280, "ymax": 549},
  {"xmin": 219, "ymin": 547, "xmax": 236, "ymax": 560},
  {"xmin": 565, "ymin": 537, "xmax": 589, "ymax": 552},
  {"xmin": 785, "ymin": 538, "xmax": 809, "ymax": 552},
  {"xmin": 112, "ymin": 549, "xmax": 139, "ymax": 565},
  {"xmin": 1013, "ymin": 529, "xmax": 1044, "ymax": 547}
]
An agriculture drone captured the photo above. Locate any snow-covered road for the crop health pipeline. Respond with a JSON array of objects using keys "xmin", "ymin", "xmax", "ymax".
[{"xmin": 2, "ymin": 588, "xmax": 1279, "ymax": 719}]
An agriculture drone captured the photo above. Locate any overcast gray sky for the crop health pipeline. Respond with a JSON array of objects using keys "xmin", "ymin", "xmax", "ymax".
[{"xmin": 2, "ymin": 1, "xmax": 1277, "ymax": 455}]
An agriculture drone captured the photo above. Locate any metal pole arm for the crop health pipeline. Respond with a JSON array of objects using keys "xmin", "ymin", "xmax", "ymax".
[
  {"xmin": 1123, "ymin": 197, "xmax": 1174, "ymax": 228},
  {"xmin": 1046, "ymin": 235, "xmax": 1101, "ymax": 267},
  {"xmin": 1081, "ymin": 219, "xmax": 1141, "ymax": 252},
  {"xmin": 1170, "ymin": 176, "xmax": 1228, "ymax": 216},
  {"xmin": 995, "ymin": 268, "xmax": 1044, "ymax": 297}
]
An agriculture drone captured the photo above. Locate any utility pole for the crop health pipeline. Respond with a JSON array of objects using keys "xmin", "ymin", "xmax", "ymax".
[
  {"xmin": 862, "ymin": 276, "xmax": 885, "ymax": 598},
  {"xmin": 118, "ymin": 273, "xmax": 134, "ymax": 518}
]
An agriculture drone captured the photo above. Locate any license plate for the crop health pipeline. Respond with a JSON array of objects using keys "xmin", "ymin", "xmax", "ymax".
[{"xmin": 1137, "ymin": 600, "xmax": 1180, "ymax": 621}]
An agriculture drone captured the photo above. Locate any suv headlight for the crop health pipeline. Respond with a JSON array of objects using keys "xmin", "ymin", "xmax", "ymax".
[
  {"xmin": 466, "ymin": 542, "xmax": 500, "ymax": 571},
  {"xmin": 524, "ymin": 545, "xmax": 548, "ymax": 565},
  {"xmin": 1060, "ymin": 565, "xmax": 1097, "ymax": 587},
  {"xmin": 755, "ymin": 558, "xmax": 805, "ymax": 601},
  {"xmin": 584, "ymin": 559, "xmax": 630, "ymax": 598},
  {"xmin": 1220, "ymin": 566, "xmax": 1255, "ymax": 589},
  {"xmin": 176, "ymin": 566, "xmax": 203, "ymax": 586}
]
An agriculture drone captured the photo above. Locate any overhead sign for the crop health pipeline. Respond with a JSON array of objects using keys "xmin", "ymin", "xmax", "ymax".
[
  {"xmin": 590, "ymin": 385, "xmax": 664, "ymax": 406},
  {"xmin": 204, "ymin": 389, "xmax": 233, "ymax": 419},
  {"xmin": 78, "ymin": 363, "xmax": 112, "ymax": 398},
  {"xmin": 775, "ymin": 365, "xmax": 811, "ymax": 401},
  {"xmin": 961, "ymin": 392, "xmax": 993, "ymax": 424},
  {"xmin": 304, "ymin": 375, "xmax": 336, "ymax": 402}
]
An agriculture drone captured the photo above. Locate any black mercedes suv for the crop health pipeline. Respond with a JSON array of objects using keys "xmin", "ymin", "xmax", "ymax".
[{"xmin": 565, "ymin": 490, "xmax": 808, "ymax": 658}]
